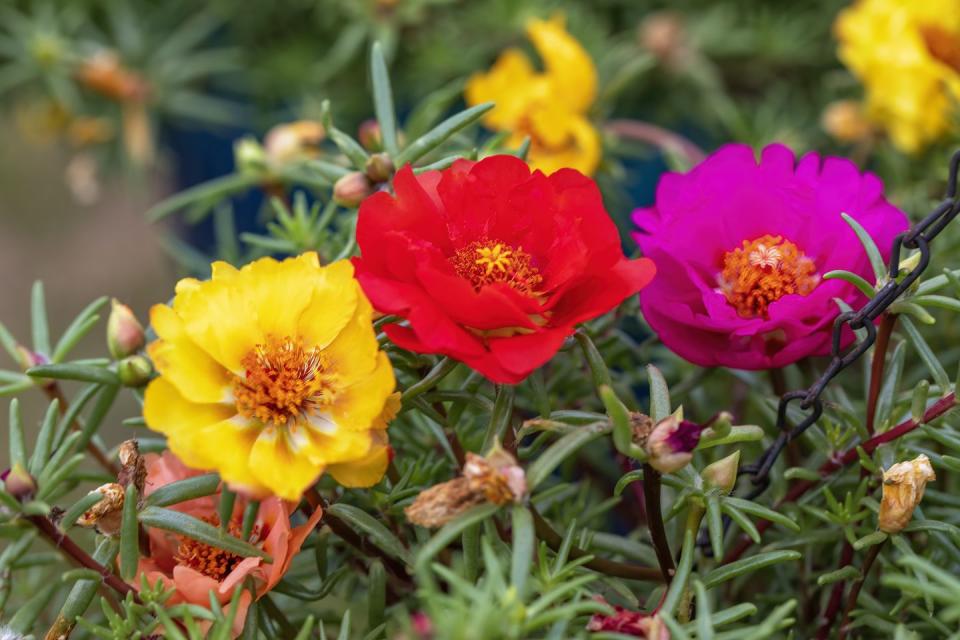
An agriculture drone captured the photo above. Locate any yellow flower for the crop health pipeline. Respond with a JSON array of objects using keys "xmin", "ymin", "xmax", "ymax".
[
  {"xmin": 835, "ymin": 0, "xmax": 960, "ymax": 153},
  {"xmin": 465, "ymin": 16, "xmax": 601, "ymax": 175},
  {"xmin": 143, "ymin": 254, "xmax": 396, "ymax": 500}
]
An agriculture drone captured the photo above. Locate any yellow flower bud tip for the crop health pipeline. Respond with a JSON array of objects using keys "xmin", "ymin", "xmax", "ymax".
[
  {"xmin": 879, "ymin": 454, "xmax": 936, "ymax": 534},
  {"xmin": 821, "ymin": 100, "xmax": 874, "ymax": 143},
  {"xmin": 701, "ymin": 450, "xmax": 740, "ymax": 494},
  {"xmin": 646, "ymin": 416, "xmax": 705, "ymax": 474},
  {"xmin": 364, "ymin": 152, "xmax": 395, "ymax": 184},
  {"xmin": 107, "ymin": 298, "xmax": 145, "ymax": 359},
  {"xmin": 117, "ymin": 355, "xmax": 153, "ymax": 387},
  {"xmin": 4, "ymin": 463, "xmax": 36, "ymax": 501},
  {"xmin": 333, "ymin": 172, "xmax": 374, "ymax": 208}
]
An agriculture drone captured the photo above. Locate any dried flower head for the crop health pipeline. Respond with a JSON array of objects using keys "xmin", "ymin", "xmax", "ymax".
[
  {"xmin": 405, "ymin": 447, "xmax": 526, "ymax": 528},
  {"xmin": 586, "ymin": 597, "xmax": 670, "ymax": 638},
  {"xmin": 77, "ymin": 482, "xmax": 125, "ymax": 536},
  {"xmin": 879, "ymin": 454, "xmax": 936, "ymax": 533}
]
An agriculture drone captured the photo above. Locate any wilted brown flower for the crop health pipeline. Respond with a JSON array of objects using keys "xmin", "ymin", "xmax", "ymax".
[
  {"xmin": 586, "ymin": 597, "xmax": 670, "ymax": 638},
  {"xmin": 821, "ymin": 100, "xmax": 874, "ymax": 143},
  {"xmin": 639, "ymin": 11, "xmax": 691, "ymax": 71},
  {"xmin": 879, "ymin": 454, "xmax": 935, "ymax": 533},
  {"xmin": 118, "ymin": 439, "xmax": 146, "ymax": 495},
  {"xmin": 405, "ymin": 447, "xmax": 526, "ymax": 528},
  {"xmin": 77, "ymin": 483, "xmax": 125, "ymax": 536}
]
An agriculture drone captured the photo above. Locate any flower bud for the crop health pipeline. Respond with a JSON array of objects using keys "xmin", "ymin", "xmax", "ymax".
[
  {"xmin": 333, "ymin": 171, "xmax": 374, "ymax": 208},
  {"xmin": 358, "ymin": 119, "xmax": 383, "ymax": 151},
  {"xmin": 264, "ymin": 120, "xmax": 326, "ymax": 165},
  {"xmin": 77, "ymin": 482, "xmax": 125, "ymax": 536},
  {"xmin": 107, "ymin": 299, "xmax": 145, "ymax": 359},
  {"xmin": 701, "ymin": 450, "xmax": 740, "ymax": 494},
  {"xmin": 4, "ymin": 463, "xmax": 36, "ymax": 501},
  {"xmin": 117, "ymin": 355, "xmax": 153, "ymax": 387},
  {"xmin": 365, "ymin": 152, "xmax": 395, "ymax": 183},
  {"xmin": 645, "ymin": 415, "xmax": 705, "ymax": 473},
  {"xmin": 234, "ymin": 137, "xmax": 267, "ymax": 174},
  {"xmin": 879, "ymin": 454, "xmax": 935, "ymax": 534},
  {"xmin": 821, "ymin": 100, "xmax": 873, "ymax": 143},
  {"xmin": 639, "ymin": 11, "xmax": 691, "ymax": 70}
]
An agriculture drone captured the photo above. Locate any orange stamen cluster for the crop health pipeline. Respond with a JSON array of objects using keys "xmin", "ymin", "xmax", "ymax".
[
  {"xmin": 718, "ymin": 234, "xmax": 819, "ymax": 319},
  {"xmin": 234, "ymin": 337, "xmax": 336, "ymax": 426},
  {"xmin": 922, "ymin": 25, "xmax": 960, "ymax": 74},
  {"xmin": 451, "ymin": 239, "xmax": 543, "ymax": 296},
  {"xmin": 175, "ymin": 516, "xmax": 261, "ymax": 581}
]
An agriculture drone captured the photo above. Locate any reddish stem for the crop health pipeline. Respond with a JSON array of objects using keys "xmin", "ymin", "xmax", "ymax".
[
  {"xmin": 816, "ymin": 543, "xmax": 854, "ymax": 639},
  {"xmin": 724, "ymin": 392, "xmax": 957, "ymax": 563},
  {"xmin": 27, "ymin": 514, "xmax": 137, "ymax": 599},
  {"xmin": 865, "ymin": 315, "xmax": 897, "ymax": 436},
  {"xmin": 837, "ymin": 539, "xmax": 886, "ymax": 640},
  {"xmin": 605, "ymin": 119, "xmax": 707, "ymax": 166}
]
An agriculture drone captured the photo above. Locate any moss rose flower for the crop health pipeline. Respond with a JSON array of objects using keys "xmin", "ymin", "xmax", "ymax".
[
  {"xmin": 354, "ymin": 155, "xmax": 656, "ymax": 383},
  {"xmin": 633, "ymin": 143, "xmax": 908, "ymax": 369}
]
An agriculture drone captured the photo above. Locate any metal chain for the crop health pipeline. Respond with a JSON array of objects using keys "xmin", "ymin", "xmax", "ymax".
[{"xmin": 736, "ymin": 150, "xmax": 960, "ymax": 501}]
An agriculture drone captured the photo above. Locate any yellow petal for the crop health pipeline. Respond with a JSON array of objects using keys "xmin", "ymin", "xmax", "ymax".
[
  {"xmin": 328, "ymin": 432, "xmax": 390, "ymax": 488},
  {"xmin": 248, "ymin": 426, "xmax": 325, "ymax": 501},
  {"xmin": 148, "ymin": 306, "xmax": 232, "ymax": 404},
  {"xmin": 143, "ymin": 378, "xmax": 233, "ymax": 436},
  {"xmin": 242, "ymin": 253, "xmax": 321, "ymax": 341},
  {"xmin": 297, "ymin": 260, "xmax": 359, "ymax": 350},
  {"xmin": 465, "ymin": 49, "xmax": 545, "ymax": 130},
  {"xmin": 526, "ymin": 16, "xmax": 597, "ymax": 114},
  {"xmin": 322, "ymin": 292, "xmax": 381, "ymax": 385},
  {"xmin": 170, "ymin": 416, "xmax": 262, "ymax": 489},
  {"xmin": 329, "ymin": 352, "xmax": 396, "ymax": 432},
  {"xmin": 526, "ymin": 111, "xmax": 601, "ymax": 176}
]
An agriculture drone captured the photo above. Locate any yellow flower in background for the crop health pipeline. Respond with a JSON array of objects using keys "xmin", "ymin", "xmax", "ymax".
[
  {"xmin": 465, "ymin": 16, "xmax": 601, "ymax": 175},
  {"xmin": 143, "ymin": 254, "xmax": 396, "ymax": 500},
  {"xmin": 835, "ymin": 0, "xmax": 960, "ymax": 153}
]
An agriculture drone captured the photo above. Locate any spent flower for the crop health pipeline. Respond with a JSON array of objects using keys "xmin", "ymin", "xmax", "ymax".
[
  {"xmin": 879, "ymin": 454, "xmax": 936, "ymax": 533},
  {"xmin": 645, "ymin": 415, "xmax": 705, "ymax": 473}
]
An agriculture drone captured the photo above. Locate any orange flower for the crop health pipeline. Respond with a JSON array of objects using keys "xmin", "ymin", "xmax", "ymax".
[{"xmin": 134, "ymin": 452, "xmax": 322, "ymax": 637}]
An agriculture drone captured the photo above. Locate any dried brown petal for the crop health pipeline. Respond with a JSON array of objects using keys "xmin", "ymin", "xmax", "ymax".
[
  {"xmin": 404, "ymin": 478, "xmax": 486, "ymax": 528},
  {"xmin": 879, "ymin": 454, "xmax": 936, "ymax": 534},
  {"xmin": 117, "ymin": 439, "xmax": 146, "ymax": 497},
  {"xmin": 77, "ymin": 483, "xmax": 125, "ymax": 536}
]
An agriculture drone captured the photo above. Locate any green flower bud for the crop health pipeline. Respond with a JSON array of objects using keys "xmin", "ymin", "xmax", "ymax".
[
  {"xmin": 117, "ymin": 355, "xmax": 153, "ymax": 387},
  {"xmin": 365, "ymin": 152, "xmax": 395, "ymax": 183},
  {"xmin": 701, "ymin": 450, "xmax": 740, "ymax": 494}
]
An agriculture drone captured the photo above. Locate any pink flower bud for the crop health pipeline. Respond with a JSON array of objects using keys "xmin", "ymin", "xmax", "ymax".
[
  {"xmin": 107, "ymin": 299, "xmax": 145, "ymax": 359},
  {"xmin": 646, "ymin": 415, "xmax": 705, "ymax": 473},
  {"xmin": 333, "ymin": 172, "xmax": 374, "ymax": 208}
]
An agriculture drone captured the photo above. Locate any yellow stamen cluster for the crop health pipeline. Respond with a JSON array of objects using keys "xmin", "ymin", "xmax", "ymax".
[
  {"xmin": 718, "ymin": 235, "xmax": 819, "ymax": 319},
  {"xmin": 175, "ymin": 516, "xmax": 261, "ymax": 581},
  {"xmin": 233, "ymin": 337, "xmax": 337, "ymax": 426},
  {"xmin": 451, "ymin": 240, "xmax": 543, "ymax": 296}
]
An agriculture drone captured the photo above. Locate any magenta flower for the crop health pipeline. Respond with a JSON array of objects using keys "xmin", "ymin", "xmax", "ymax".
[{"xmin": 633, "ymin": 143, "xmax": 908, "ymax": 370}]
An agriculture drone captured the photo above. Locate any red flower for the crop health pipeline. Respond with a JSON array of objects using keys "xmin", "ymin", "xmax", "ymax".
[{"xmin": 354, "ymin": 155, "xmax": 656, "ymax": 383}]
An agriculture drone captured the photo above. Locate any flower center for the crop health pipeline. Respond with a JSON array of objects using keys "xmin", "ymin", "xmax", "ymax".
[
  {"xmin": 233, "ymin": 337, "xmax": 337, "ymax": 426},
  {"xmin": 451, "ymin": 239, "xmax": 543, "ymax": 296},
  {"xmin": 175, "ymin": 516, "xmax": 262, "ymax": 582},
  {"xmin": 718, "ymin": 234, "xmax": 819, "ymax": 319},
  {"xmin": 921, "ymin": 25, "xmax": 960, "ymax": 74}
]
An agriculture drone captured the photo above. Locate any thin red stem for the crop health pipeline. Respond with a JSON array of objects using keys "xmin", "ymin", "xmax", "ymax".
[
  {"xmin": 837, "ymin": 539, "xmax": 886, "ymax": 640},
  {"xmin": 642, "ymin": 464, "xmax": 675, "ymax": 584}
]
